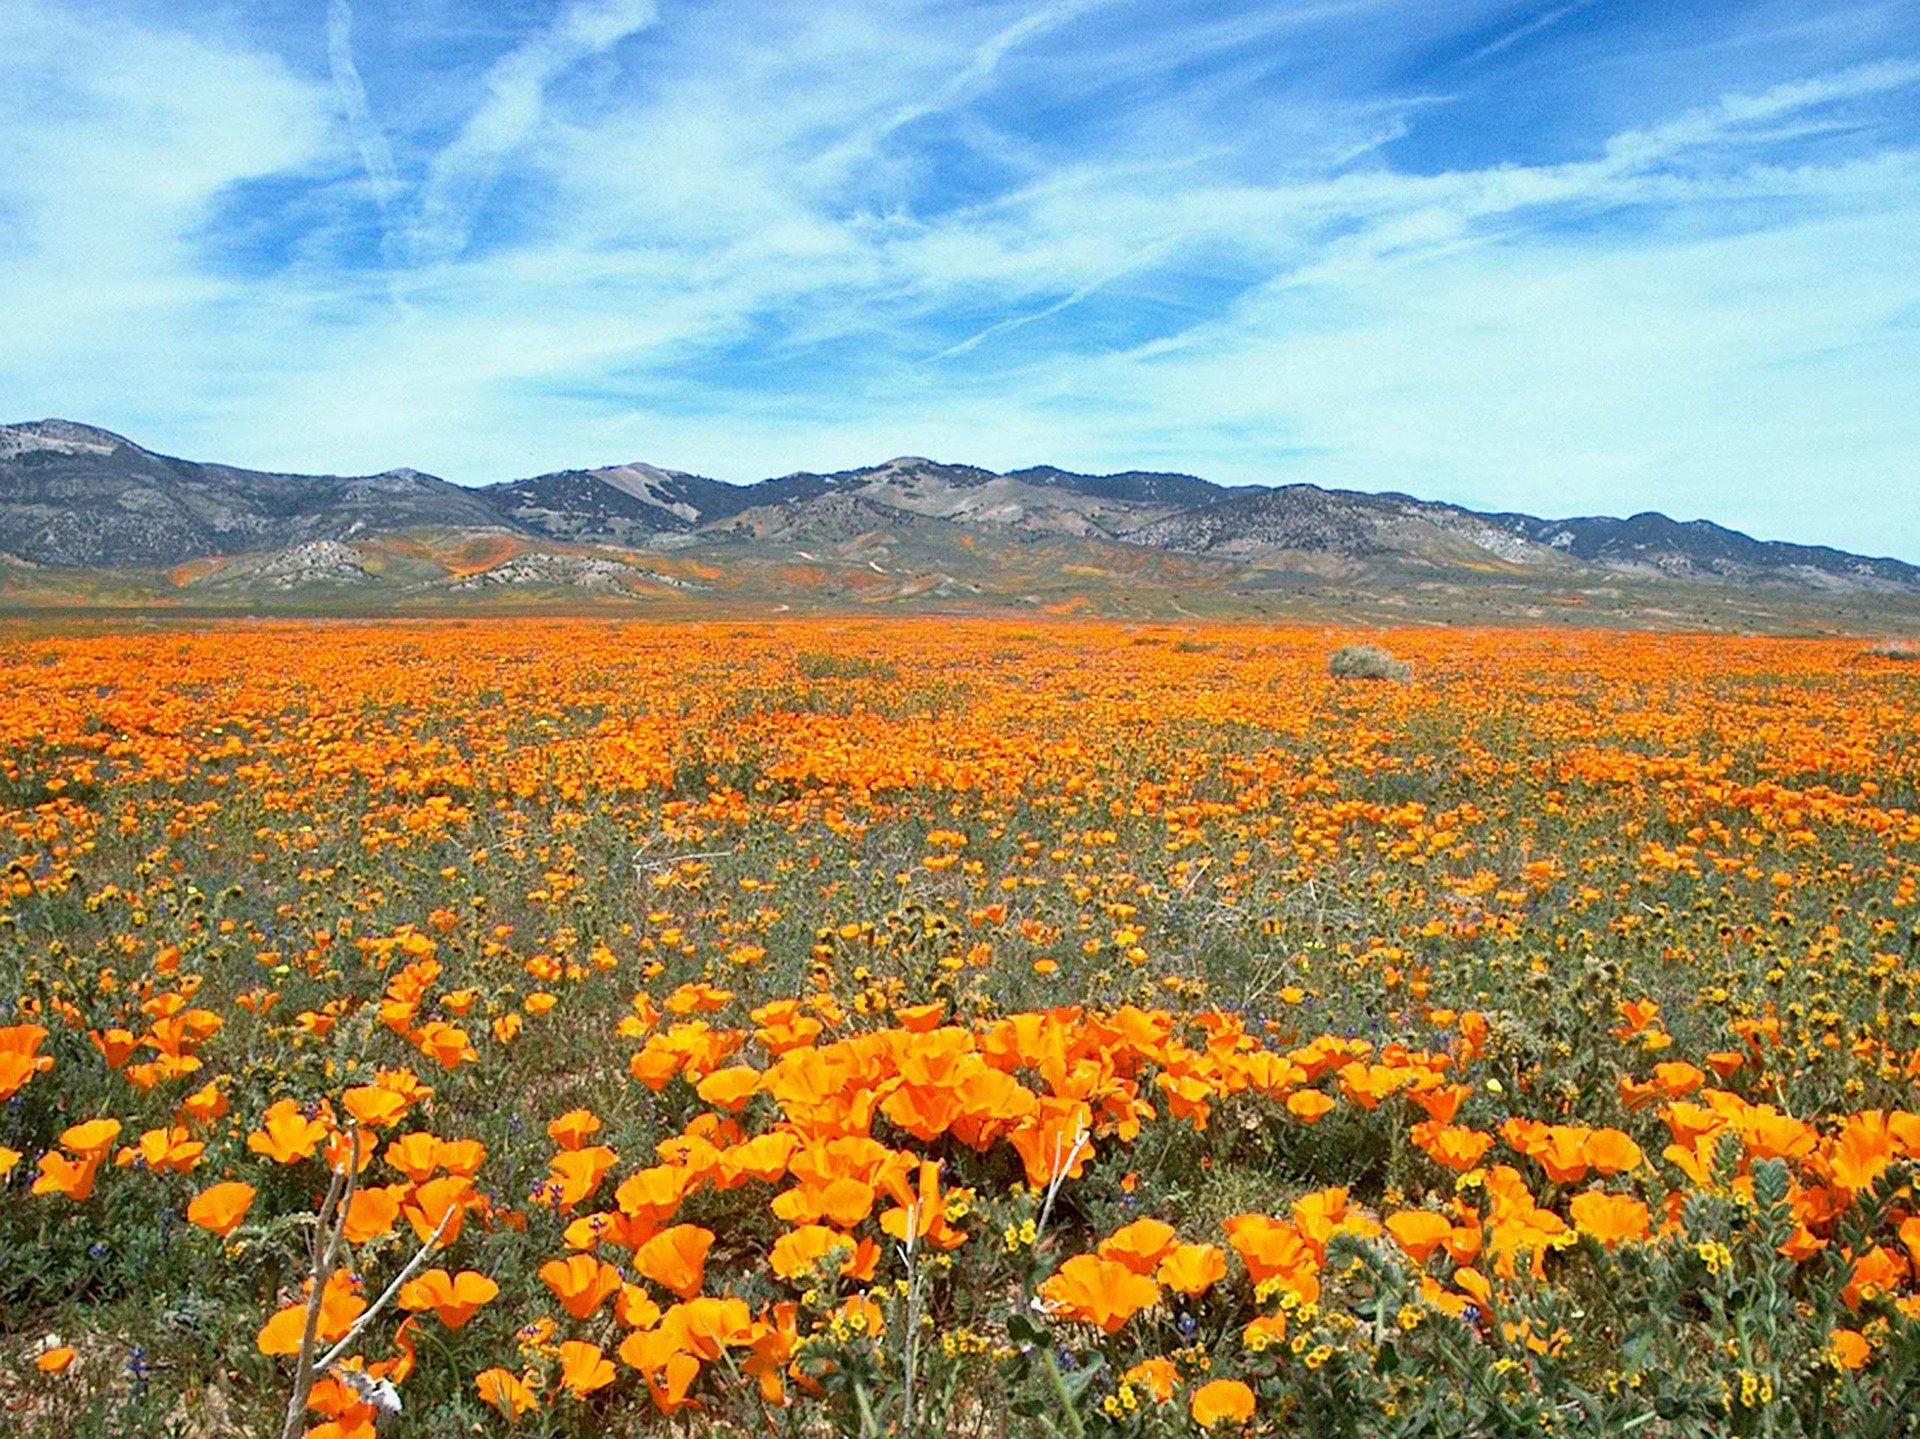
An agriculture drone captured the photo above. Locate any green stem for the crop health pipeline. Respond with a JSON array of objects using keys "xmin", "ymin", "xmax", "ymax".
[
  {"xmin": 1041, "ymin": 1352, "xmax": 1087, "ymax": 1439},
  {"xmin": 853, "ymin": 1377, "xmax": 882, "ymax": 1439}
]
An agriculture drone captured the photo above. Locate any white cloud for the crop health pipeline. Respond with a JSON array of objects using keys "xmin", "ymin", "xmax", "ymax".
[
  {"xmin": 0, "ymin": 6, "xmax": 336, "ymax": 393},
  {"xmin": 399, "ymin": 0, "xmax": 659, "ymax": 264}
]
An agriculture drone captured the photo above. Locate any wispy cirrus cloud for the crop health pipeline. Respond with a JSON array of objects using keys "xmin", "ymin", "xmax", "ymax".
[
  {"xmin": 399, "ymin": 0, "xmax": 659, "ymax": 264},
  {"xmin": 326, "ymin": 0, "xmax": 401, "ymax": 215},
  {"xmin": 0, "ymin": 0, "xmax": 1915, "ymax": 556}
]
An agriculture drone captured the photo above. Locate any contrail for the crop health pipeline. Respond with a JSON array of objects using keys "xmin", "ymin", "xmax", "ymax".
[
  {"xmin": 326, "ymin": 0, "xmax": 401, "ymax": 214},
  {"xmin": 926, "ymin": 245, "xmax": 1167, "ymax": 363},
  {"xmin": 401, "ymin": 0, "xmax": 659, "ymax": 266},
  {"xmin": 811, "ymin": 0, "xmax": 1111, "ymax": 184},
  {"xmin": 1462, "ymin": 0, "xmax": 1600, "ymax": 66}
]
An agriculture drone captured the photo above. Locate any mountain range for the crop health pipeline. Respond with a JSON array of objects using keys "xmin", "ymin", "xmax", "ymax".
[{"xmin": 3, "ymin": 418, "xmax": 1916, "ymax": 627}]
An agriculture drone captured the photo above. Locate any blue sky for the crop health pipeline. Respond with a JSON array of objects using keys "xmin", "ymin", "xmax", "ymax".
[{"xmin": 2, "ymin": 0, "xmax": 1917, "ymax": 557}]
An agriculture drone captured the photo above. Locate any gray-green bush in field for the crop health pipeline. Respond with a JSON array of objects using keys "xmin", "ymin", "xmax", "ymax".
[{"xmin": 1329, "ymin": 643, "xmax": 1411, "ymax": 681}]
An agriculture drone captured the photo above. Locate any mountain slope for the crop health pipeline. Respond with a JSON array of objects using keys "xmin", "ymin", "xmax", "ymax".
[
  {"xmin": 479, "ymin": 462, "xmax": 752, "ymax": 543},
  {"xmin": 1131, "ymin": 483, "xmax": 1920, "ymax": 592},
  {"xmin": 1007, "ymin": 464, "xmax": 1228, "ymax": 508},
  {"xmin": 0, "ymin": 420, "xmax": 509, "ymax": 567},
  {"xmin": 1507, "ymin": 512, "xmax": 1920, "ymax": 591}
]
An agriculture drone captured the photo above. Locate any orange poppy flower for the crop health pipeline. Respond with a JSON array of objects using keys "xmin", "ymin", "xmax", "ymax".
[
  {"xmin": 1652, "ymin": 1062, "xmax": 1706, "ymax": 1098},
  {"xmin": 60, "ymin": 1118, "xmax": 123, "ymax": 1159},
  {"xmin": 715, "ymin": 1132, "xmax": 797, "ymax": 1189},
  {"xmin": 1096, "ymin": 1217, "xmax": 1179, "ymax": 1276},
  {"xmin": 879, "ymin": 1159, "xmax": 969, "ymax": 1251},
  {"xmin": 1385, "ymin": 1210, "xmax": 1454, "ymax": 1265},
  {"xmin": 36, "ymin": 1346, "xmax": 78, "ymax": 1375},
  {"xmin": 1842, "ymin": 1245, "xmax": 1908, "ymax": 1310},
  {"xmin": 743, "ymin": 1303, "xmax": 800, "ymax": 1405},
  {"xmin": 122, "ymin": 1125, "xmax": 205, "ymax": 1175},
  {"xmin": 616, "ymin": 1164, "xmax": 692, "ymax": 1226},
  {"xmin": 341, "ymin": 1184, "xmax": 405, "ymax": 1244},
  {"xmin": 385, "ymin": 1132, "xmax": 443, "ymax": 1184},
  {"xmin": 177, "ymin": 1082, "xmax": 230, "ymax": 1126},
  {"xmin": 414, "ymin": 1021, "xmax": 477, "ymax": 1071},
  {"xmin": 305, "ymin": 1379, "xmax": 376, "ymax": 1439},
  {"xmin": 665, "ymin": 1295, "xmax": 755, "ymax": 1359},
  {"xmin": 1224, "ymin": 1214, "xmax": 1322, "ymax": 1305},
  {"xmin": 1568, "ymin": 1191, "xmax": 1650, "ymax": 1249},
  {"xmin": 1612, "ymin": 999, "xmax": 1661, "ymax": 1040},
  {"xmin": 1899, "ymin": 1216, "xmax": 1920, "ymax": 1274},
  {"xmin": 258, "ymin": 1272, "xmax": 366, "ymax": 1356},
  {"xmin": 1412, "ymin": 1120, "xmax": 1494, "ymax": 1171},
  {"xmin": 475, "ymin": 1367, "xmax": 539, "ymax": 1421},
  {"xmin": 1190, "ymin": 1378, "xmax": 1255, "ymax": 1428},
  {"xmin": 617, "ymin": 1335, "xmax": 701, "ymax": 1416},
  {"xmin": 1582, "ymin": 1128, "xmax": 1644, "ymax": 1176},
  {"xmin": 185, "ymin": 1181, "xmax": 256, "ymax": 1237},
  {"xmin": 1831, "ymin": 1329, "xmax": 1872, "ymax": 1371},
  {"xmin": 403, "ymin": 1174, "xmax": 475, "ymax": 1247},
  {"xmin": 695, "ymin": 1066, "xmax": 762, "ymax": 1113},
  {"xmin": 1245, "ymin": 1311, "xmax": 1290, "ymax": 1349},
  {"xmin": 1124, "ymin": 1358, "xmax": 1180, "ymax": 1403},
  {"xmin": 637, "ymin": 1225, "xmax": 714, "ymax": 1300},
  {"xmin": 1007, "ymin": 1100, "xmax": 1095, "ymax": 1187},
  {"xmin": 341, "ymin": 1086, "xmax": 411, "ymax": 1130},
  {"xmin": 547, "ymin": 1109, "xmax": 604, "ymax": 1151},
  {"xmin": 437, "ymin": 1138, "xmax": 487, "ymax": 1176},
  {"xmin": 90, "ymin": 1028, "xmax": 139, "ymax": 1070},
  {"xmin": 398, "ymin": 1268, "xmax": 499, "ymax": 1329},
  {"xmin": 0, "ymin": 1024, "xmax": 54, "ymax": 1102},
  {"xmin": 1829, "ymin": 1111, "xmax": 1895, "ymax": 1197},
  {"xmin": 1292, "ymin": 1188, "xmax": 1357, "ymax": 1251},
  {"xmin": 1739, "ymin": 1109, "xmax": 1817, "ymax": 1163},
  {"xmin": 1158, "ymin": 1242, "xmax": 1228, "ymax": 1297},
  {"xmin": 558, "ymin": 1340, "xmax": 618, "ymax": 1398},
  {"xmin": 247, "ymin": 1100, "xmax": 330, "ymax": 1165},
  {"xmin": 1338, "ymin": 1061, "xmax": 1407, "ymax": 1110},
  {"xmin": 545, "ymin": 1145, "xmax": 620, "ymax": 1209},
  {"xmin": 541, "ymin": 1254, "xmax": 625, "ymax": 1319},
  {"xmin": 1529, "ymin": 1126, "xmax": 1592, "ymax": 1185},
  {"xmin": 1662, "ymin": 1135, "xmax": 1720, "ymax": 1188},
  {"xmin": 1286, "ymin": 1090, "xmax": 1336, "ymax": 1124},
  {"xmin": 1038, "ymin": 1254, "xmax": 1160, "ymax": 1334},
  {"xmin": 771, "ymin": 1177, "xmax": 876, "ymax": 1229},
  {"xmin": 32, "ymin": 1151, "xmax": 103, "ymax": 1202},
  {"xmin": 617, "ymin": 1283, "xmax": 664, "ymax": 1331},
  {"xmin": 1408, "ymin": 1083, "xmax": 1469, "ymax": 1124},
  {"xmin": 770, "ymin": 1225, "xmax": 855, "ymax": 1281}
]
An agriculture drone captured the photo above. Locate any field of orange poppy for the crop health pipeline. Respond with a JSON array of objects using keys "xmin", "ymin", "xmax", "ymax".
[{"xmin": 2, "ymin": 618, "xmax": 1919, "ymax": 1436}]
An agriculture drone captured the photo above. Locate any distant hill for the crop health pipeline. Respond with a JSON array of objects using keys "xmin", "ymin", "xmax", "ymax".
[
  {"xmin": 1130, "ymin": 485, "xmax": 1920, "ymax": 592},
  {"xmin": 0, "ymin": 420, "xmax": 504, "ymax": 567},
  {"xmin": 3, "ymin": 419, "xmax": 1916, "ymax": 625}
]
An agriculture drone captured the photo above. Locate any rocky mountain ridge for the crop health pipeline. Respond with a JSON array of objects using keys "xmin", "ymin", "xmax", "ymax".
[{"xmin": 2, "ymin": 418, "xmax": 1914, "ymax": 598}]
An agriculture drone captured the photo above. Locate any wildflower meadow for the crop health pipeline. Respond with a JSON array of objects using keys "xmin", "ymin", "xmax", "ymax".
[{"xmin": 3, "ymin": 618, "xmax": 1919, "ymax": 1437}]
